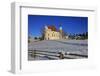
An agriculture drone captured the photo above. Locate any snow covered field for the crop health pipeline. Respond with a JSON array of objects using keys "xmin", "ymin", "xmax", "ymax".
[{"xmin": 28, "ymin": 40, "xmax": 88, "ymax": 60}]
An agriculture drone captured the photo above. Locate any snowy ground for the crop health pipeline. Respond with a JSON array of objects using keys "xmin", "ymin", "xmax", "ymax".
[{"xmin": 28, "ymin": 40, "xmax": 88, "ymax": 60}]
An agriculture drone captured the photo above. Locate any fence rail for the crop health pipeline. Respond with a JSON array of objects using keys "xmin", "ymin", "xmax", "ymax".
[{"xmin": 28, "ymin": 50, "xmax": 88, "ymax": 59}]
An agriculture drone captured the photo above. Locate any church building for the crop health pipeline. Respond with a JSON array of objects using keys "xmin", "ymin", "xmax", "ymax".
[{"xmin": 44, "ymin": 25, "xmax": 64, "ymax": 40}]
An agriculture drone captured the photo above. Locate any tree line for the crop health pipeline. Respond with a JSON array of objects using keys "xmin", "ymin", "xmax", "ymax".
[{"xmin": 68, "ymin": 32, "xmax": 88, "ymax": 40}]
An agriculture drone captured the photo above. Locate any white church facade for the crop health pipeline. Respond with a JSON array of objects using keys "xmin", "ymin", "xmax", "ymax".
[{"xmin": 44, "ymin": 25, "xmax": 66, "ymax": 40}]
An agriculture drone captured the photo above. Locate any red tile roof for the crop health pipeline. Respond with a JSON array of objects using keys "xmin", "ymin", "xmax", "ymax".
[{"xmin": 47, "ymin": 26, "xmax": 57, "ymax": 31}]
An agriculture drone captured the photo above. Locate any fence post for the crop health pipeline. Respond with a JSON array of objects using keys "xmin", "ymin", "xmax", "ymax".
[
  {"xmin": 58, "ymin": 51, "xmax": 65, "ymax": 59},
  {"xmin": 31, "ymin": 50, "xmax": 36, "ymax": 58}
]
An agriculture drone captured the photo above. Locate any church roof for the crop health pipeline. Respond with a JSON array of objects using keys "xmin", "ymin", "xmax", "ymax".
[{"xmin": 47, "ymin": 25, "xmax": 57, "ymax": 31}]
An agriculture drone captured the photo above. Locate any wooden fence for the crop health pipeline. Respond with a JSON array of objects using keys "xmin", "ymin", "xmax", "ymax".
[{"xmin": 28, "ymin": 50, "xmax": 88, "ymax": 59}]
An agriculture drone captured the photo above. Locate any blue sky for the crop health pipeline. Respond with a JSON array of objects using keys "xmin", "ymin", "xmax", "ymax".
[{"xmin": 28, "ymin": 15, "xmax": 88, "ymax": 37}]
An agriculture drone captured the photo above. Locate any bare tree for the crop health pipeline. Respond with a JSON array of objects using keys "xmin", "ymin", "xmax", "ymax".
[{"xmin": 40, "ymin": 27, "xmax": 45, "ymax": 40}]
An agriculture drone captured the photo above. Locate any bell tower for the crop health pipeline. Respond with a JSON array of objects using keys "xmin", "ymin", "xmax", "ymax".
[{"xmin": 59, "ymin": 24, "xmax": 63, "ymax": 39}]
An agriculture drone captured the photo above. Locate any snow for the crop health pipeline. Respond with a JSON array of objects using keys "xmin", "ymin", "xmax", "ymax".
[{"xmin": 28, "ymin": 40, "xmax": 88, "ymax": 60}]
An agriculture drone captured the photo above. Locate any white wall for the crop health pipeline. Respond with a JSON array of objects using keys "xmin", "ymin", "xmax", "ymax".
[{"xmin": 0, "ymin": 0, "xmax": 100, "ymax": 76}]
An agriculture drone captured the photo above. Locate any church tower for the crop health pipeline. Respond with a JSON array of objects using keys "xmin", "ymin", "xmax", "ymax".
[
  {"xmin": 59, "ymin": 24, "xmax": 63, "ymax": 39},
  {"xmin": 59, "ymin": 26, "xmax": 62, "ymax": 31},
  {"xmin": 45, "ymin": 25, "xmax": 48, "ymax": 30}
]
